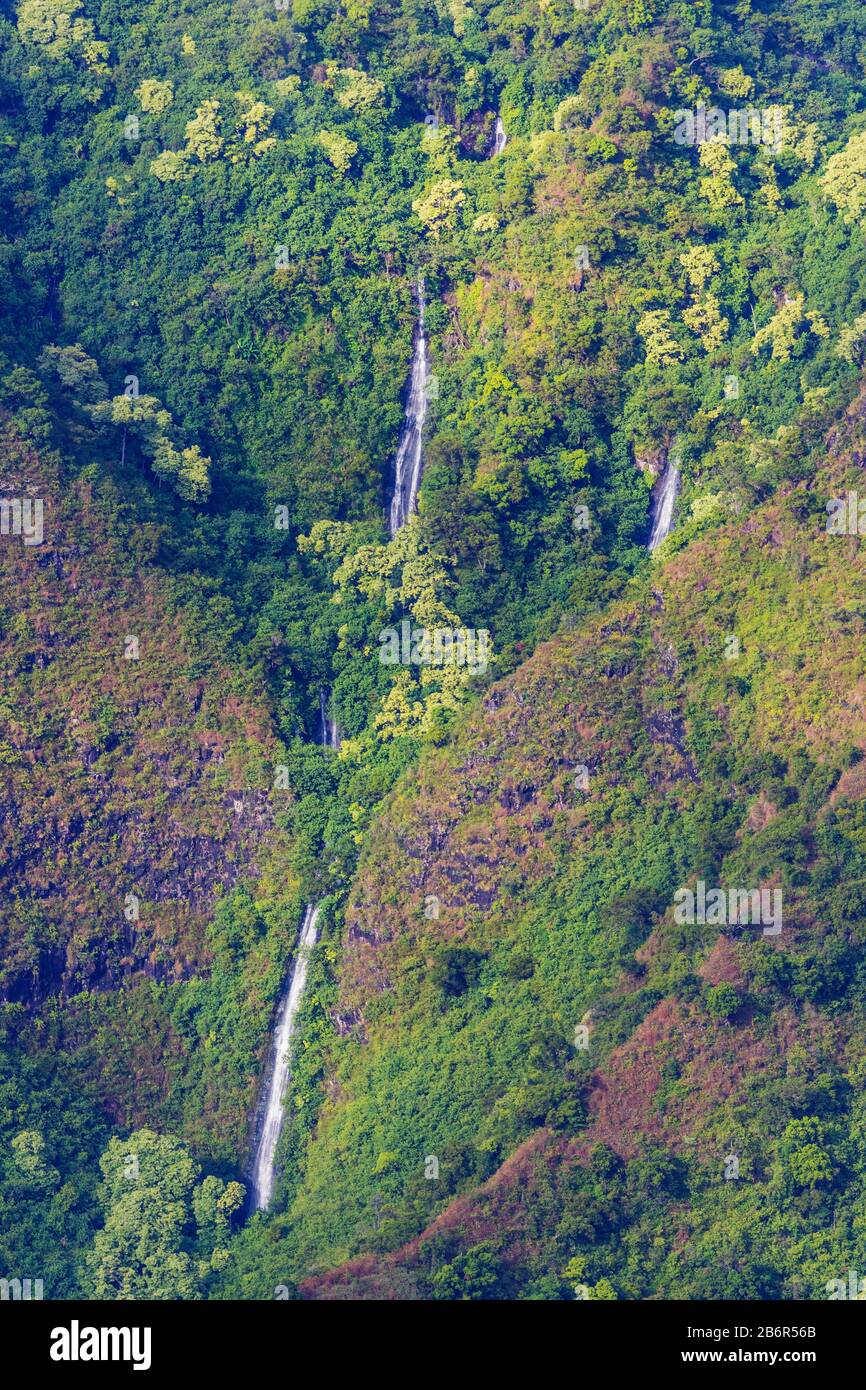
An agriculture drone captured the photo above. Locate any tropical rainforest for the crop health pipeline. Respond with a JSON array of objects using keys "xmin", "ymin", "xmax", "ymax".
[{"xmin": 2, "ymin": 0, "xmax": 866, "ymax": 1302}]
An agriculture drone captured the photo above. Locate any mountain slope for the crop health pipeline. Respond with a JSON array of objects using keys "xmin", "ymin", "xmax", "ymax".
[
  {"xmin": 5, "ymin": 0, "xmax": 866, "ymax": 1302},
  {"xmin": 279, "ymin": 413, "xmax": 866, "ymax": 1297}
]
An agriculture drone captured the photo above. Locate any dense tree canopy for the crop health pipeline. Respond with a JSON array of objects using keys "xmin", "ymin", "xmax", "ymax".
[{"xmin": 3, "ymin": 0, "xmax": 866, "ymax": 1302}]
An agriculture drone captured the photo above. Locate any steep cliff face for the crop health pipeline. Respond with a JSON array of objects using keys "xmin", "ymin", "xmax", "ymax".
[
  {"xmin": 7, "ymin": 0, "xmax": 866, "ymax": 1304},
  {"xmin": 339, "ymin": 602, "xmax": 695, "ymax": 1012},
  {"xmin": 290, "ymin": 427, "xmax": 866, "ymax": 1297},
  {"xmin": 0, "ymin": 421, "xmax": 287, "ymax": 1005}
]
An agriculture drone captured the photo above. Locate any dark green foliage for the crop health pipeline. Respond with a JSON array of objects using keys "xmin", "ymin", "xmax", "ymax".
[{"xmin": 4, "ymin": 0, "xmax": 866, "ymax": 1305}]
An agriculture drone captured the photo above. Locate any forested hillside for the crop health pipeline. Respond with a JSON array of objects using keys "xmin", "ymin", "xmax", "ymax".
[{"xmin": 2, "ymin": 0, "xmax": 866, "ymax": 1300}]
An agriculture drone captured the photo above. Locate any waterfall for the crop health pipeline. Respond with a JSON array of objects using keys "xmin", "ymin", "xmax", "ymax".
[
  {"xmin": 250, "ymin": 695, "xmax": 335, "ymax": 1210},
  {"xmin": 388, "ymin": 279, "xmax": 429, "ymax": 535},
  {"xmin": 320, "ymin": 689, "xmax": 340, "ymax": 750},
  {"xmin": 250, "ymin": 903, "xmax": 321, "ymax": 1211},
  {"xmin": 648, "ymin": 457, "xmax": 680, "ymax": 552},
  {"xmin": 492, "ymin": 115, "xmax": 507, "ymax": 156}
]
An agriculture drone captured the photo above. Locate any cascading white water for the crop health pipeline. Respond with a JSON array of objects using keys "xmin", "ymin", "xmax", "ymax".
[
  {"xmin": 320, "ymin": 689, "xmax": 340, "ymax": 750},
  {"xmin": 250, "ymin": 902, "xmax": 321, "ymax": 1211},
  {"xmin": 648, "ymin": 457, "xmax": 680, "ymax": 552},
  {"xmin": 250, "ymin": 697, "xmax": 336, "ymax": 1211},
  {"xmin": 388, "ymin": 280, "xmax": 429, "ymax": 535},
  {"xmin": 492, "ymin": 115, "xmax": 507, "ymax": 155}
]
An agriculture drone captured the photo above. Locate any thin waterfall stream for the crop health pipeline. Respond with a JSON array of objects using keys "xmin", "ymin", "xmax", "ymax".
[
  {"xmin": 647, "ymin": 455, "xmax": 680, "ymax": 551},
  {"xmin": 388, "ymin": 278, "xmax": 429, "ymax": 535},
  {"xmin": 250, "ymin": 697, "xmax": 337, "ymax": 1211},
  {"xmin": 320, "ymin": 688, "xmax": 340, "ymax": 750},
  {"xmin": 250, "ymin": 902, "xmax": 320, "ymax": 1211},
  {"xmin": 387, "ymin": 112, "xmax": 505, "ymax": 538}
]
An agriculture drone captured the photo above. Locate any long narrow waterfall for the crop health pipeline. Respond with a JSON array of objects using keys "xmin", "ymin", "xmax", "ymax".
[
  {"xmin": 388, "ymin": 279, "xmax": 429, "ymax": 535},
  {"xmin": 492, "ymin": 114, "xmax": 507, "ymax": 155},
  {"xmin": 250, "ymin": 902, "xmax": 321, "ymax": 1211},
  {"xmin": 250, "ymin": 698, "xmax": 335, "ymax": 1210},
  {"xmin": 320, "ymin": 688, "xmax": 340, "ymax": 750},
  {"xmin": 648, "ymin": 456, "xmax": 680, "ymax": 552}
]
